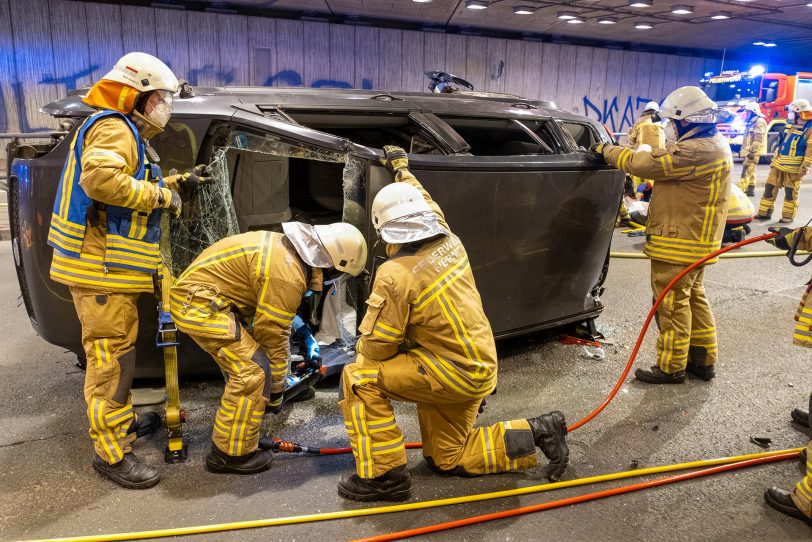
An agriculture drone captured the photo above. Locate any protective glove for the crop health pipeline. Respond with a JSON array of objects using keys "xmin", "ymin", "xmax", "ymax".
[
  {"xmin": 293, "ymin": 318, "xmax": 321, "ymax": 369},
  {"xmin": 178, "ymin": 164, "xmax": 212, "ymax": 191},
  {"xmin": 159, "ymin": 187, "xmax": 182, "ymax": 219},
  {"xmin": 267, "ymin": 392, "xmax": 284, "ymax": 414},
  {"xmin": 380, "ymin": 145, "xmax": 409, "ymax": 175},
  {"xmin": 767, "ymin": 226, "xmax": 797, "ymax": 251},
  {"xmin": 588, "ymin": 141, "xmax": 607, "ymax": 155}
]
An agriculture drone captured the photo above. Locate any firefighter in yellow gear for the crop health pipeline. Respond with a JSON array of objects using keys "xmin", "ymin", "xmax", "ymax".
[
  {"xmin": 737, "ymin": 102, "xmax": 768, "ymax": 196},
  {"xmin": 46, "ymin": 53, "xmax": 213, "ymax": 489},
  {"xmin": 592, "ymin": 86, "xmax": 732, "ymax": 384},
  {"xmin": 764, "ymin": 226, "xmax": 812, "ymax": 527},
  {"xmin": 757, "ymin": 99, "xmax": 812, "ymax": 223},
  {"xmin": 336, "ymin": 146, "xmax": 569, "ymax": 502},
  {"xmin": 627, "ymin": 101, "xmax": 666, "ymax": 195},
  {"xmin": 170, "ymin": 224, "xmax": 366, "ymax": 474}
]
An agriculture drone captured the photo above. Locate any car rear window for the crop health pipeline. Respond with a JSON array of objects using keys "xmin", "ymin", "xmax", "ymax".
[
  {"xmin": 285, "ymin": 112, "xmax": 444, "ymax": 155},
  {"xmin": 437, "ymin": 116, "xmax": 559, "ymax": 156},
  {"xmin": 556, "ymin": 121, "xmax": 598, "ymax": 149}
]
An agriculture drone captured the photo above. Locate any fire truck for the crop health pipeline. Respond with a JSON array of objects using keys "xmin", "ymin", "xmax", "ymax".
[{"xmin": 701, "ymin": 69, "xmax": 812, "ymax": 160}]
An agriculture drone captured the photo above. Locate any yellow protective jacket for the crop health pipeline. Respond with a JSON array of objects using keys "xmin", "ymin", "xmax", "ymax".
[
  {"xmin": 627, "ymin": 114, "xmax": 665, "ymax": 150},
  {"xmin": 170, "ymin": 231, "xmax": 309, "ymax": 390},
  {"xmin": 49, "ymin": 114, "xmax": 182, "ymax": 293},
  {"xmin": 357, "ymin": 170, "xmax": 497, "ymax": 399},
  {"xmin": 773, "ymin": 119, "xmax": 812, "ymax": 174},
  {"xmin": 741, "ymin": 117, "xmax": 768, "ymax": 159},
  {"xmin": 602, "ymin": 125, "xmax": 732, "ymax": 265}
]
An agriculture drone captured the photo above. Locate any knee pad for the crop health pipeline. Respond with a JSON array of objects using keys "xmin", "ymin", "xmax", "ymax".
[
  {"xmin": 785, "ymin": 187, "xmax": 795, "ymax": 202},
  {"xmin": 764, "ymin": 184, "xmax": 774, "ymax": 198},
  {"xmin": 250, "ymin": 349, "xmax": 272, "ymax": 400},
  {"xmin": 112, "ymin": 350, "xmax": 136, "ymax": 404}
]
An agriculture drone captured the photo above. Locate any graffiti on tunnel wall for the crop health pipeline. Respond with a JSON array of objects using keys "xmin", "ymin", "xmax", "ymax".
[
  {"xmin": 583, "ymin": 95, "xmax": 659, "ymax": 134},
  {"xmin": 1, "ymin": 65, "xmax": 374, "ymax": 134}
]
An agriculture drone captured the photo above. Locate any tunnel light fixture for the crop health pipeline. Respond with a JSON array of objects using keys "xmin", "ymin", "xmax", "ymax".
[
  {"xmin": 412, "ymin": 0, "xmax": 433, "ymax": 3},
  {"xmin": 557, "ymin": 11, "xmax": 578, "ymax": 19},
  {"xmin": 629, "ymin": 0, "xmax": 653, "ymax": 8},
  {"xmin": 753, "ymin": 39, "xmax": 766, "ymax": 45},
  {"xmin": 763, "ymin": 42, "xmax": 777, "ymax": 47},
  {"xmin": 634, "ymin": 21, "xmax": 655, "ymax": 28},
  {"xmin": 710, "ymin": 11, "xmax": 731, "ymax": 19},
  {"xmin": 597, "ymin": 16, "xmax": 618, "ymax": 24},
  {"xmin": 566, "ymin": 17, "xmax": 585, "ymax": 23},
  {"xmin": 466, "ymin": 0, "xmax": 488, "ymax": 9},
  {"xmin": 671, "ymin": 5, "xmax": 693, "ymax": 14},
  {"xmin": 513, "ymin": 5, "xmax": 535, "ymax": 14}
]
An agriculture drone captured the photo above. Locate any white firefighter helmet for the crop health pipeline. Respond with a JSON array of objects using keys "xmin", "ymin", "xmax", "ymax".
[
  {"xmin": 644, "ymin": 101, "xmax": 660, "ymax": 113},
  {"xmin": 282, "ymin": 222, "xmax": 368, "ymax": 277},
  {"xmin": 314, "ymin": 223, "xmax": 367, "ymax": 277},
  {"xmin": 371, "ymin": 183, "xmax": 447, "ymax": 244},
  {"xmin": 660, "ymin": 86, "xmax": 730, "ymax": 123},
  {"xmin": 788, "ymin": 99, "xmax": 812, "ymax": 113},
  {"xmin": 739, "ymin": 102, "xmax": 765, "ymax": 117},
  {"xmin": 102, "ymin": 52, "xmax": 179, "ymax": 93}
]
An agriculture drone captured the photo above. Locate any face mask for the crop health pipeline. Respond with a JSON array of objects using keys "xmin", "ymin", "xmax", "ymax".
[
  {"xmin": 664, "ymin": 121, "xmax": 677, "ymax": 141},
  {"xmin": 147, "ymin": 102, "xmax": 172, "ymax": 128}
]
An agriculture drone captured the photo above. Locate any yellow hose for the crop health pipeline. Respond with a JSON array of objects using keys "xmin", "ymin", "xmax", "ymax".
[
  {"xmin": 610, "ymin": 250, "xmax": 809, "ymax": 259},
  {"xmin": 25, "ymin": 447, "xmax": 801, "ymax": 542}
]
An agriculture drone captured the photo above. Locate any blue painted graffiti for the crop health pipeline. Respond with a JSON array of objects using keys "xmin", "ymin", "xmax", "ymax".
[
  {"xmin": 583, "ymin": 95, "xmax": 656, "ymax": 133},
  {"xmin": 188, "ymin": 65, "xmax": 235, "ymax": 86},
  {"xmin": 263, "ymin": 69, "xmax": 373, "ymax": 90},
  {"xmin": 39, "ymin": 65, "xmax": 99, "ymax": 92}
]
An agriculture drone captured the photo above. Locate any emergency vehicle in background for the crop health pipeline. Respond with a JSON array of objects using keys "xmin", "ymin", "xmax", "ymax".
[{"xmin": 701, "ymin": 68, "xmax": 812, "ymax": 160}]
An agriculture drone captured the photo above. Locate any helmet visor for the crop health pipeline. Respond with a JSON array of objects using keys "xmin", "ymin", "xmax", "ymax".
[
  {"xmin": 155, "ymin": 89, "xmax": 174, "ymax": 109},
  {"xmin": 282, "ymin": 222, "xmax": 335, "ymax": 268},
  {"xmin": 379, "ymin": 211, "xmax": 448, "ymax": 244},
  {"xmin": 682, "ymin": 107, "xmax": 734, "ymax": 124}
]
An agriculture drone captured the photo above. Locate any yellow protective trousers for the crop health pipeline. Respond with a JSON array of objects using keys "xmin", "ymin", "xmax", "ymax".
[
  {"xmin": 340, "ymin": 353, "xmax": 537, "ymax": 479},
  {"xmin": 738, "ymin": 161, "xmax": 758, "ymax": 193},
  {"xmin": 793, "ymin": 279, "xmax": 812, "ymax": 348},
  {"xmin": 183, "ymin": 328, "xmax": 278, "ymax": 457},
  {"xmin": 650, "ymin": 260, "xmax": 718, "ymax": 374},
  {"xmin": 793, "ymin": 439, "xmax": 812, "ymax": 519},
  {"xmin": 70, "ymin": 286, "xmax": 139, "ymax": 464},
  {"xmin": 758, "ymin": 168, "xmax": 802, "ymax": 220}
]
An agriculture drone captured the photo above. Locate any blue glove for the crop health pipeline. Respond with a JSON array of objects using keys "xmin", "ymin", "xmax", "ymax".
[{"xmin": 292, "ymin": 315, "xmax": 321, "ymax": 365}]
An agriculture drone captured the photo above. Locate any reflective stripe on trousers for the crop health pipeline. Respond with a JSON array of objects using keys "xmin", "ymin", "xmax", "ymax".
[
  {"xmin": 70, "ymin": 286, "xmax": 140, "ymax": 464},
  {"xmin": 650, "ymin": 260, "xmax": 718, "ymax": 374},
  {"xmin": 792, "ymin": 439, "xmax": 812, "ymax": 519},
  {"xmin": 340, "ymin": 353, "xmax": 535, "ymax": 479},
  {"xmin": 758, "ymin": 169, "xmax": 801, "ymax": 220}
]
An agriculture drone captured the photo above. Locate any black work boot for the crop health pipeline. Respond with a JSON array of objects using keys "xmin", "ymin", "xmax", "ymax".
[
  {"xmin": 337, "ymin": 464, "xmax": 412, "ymax": 502},
  {"xmin": 92, "ymin": 453, "xmax": 160, "ymax": 489},
  {"xmin": 528, "ymin": 411, "xmax": 569, "ymax": 482},
  {"xmin": 686, "ymin": 363, "xmax": 715, "ymax": 381},
  {"xmin": 791, "ymin": 408, "xmax": 809, "ymax": 428},
  {"xmin": 799, "ymin": 449, "xmax": 807, "ymax": 476},
  {"xmin": 745, "ymin": 187, "xmax": 755, "ymax": 197},
  {"xmin": 764, "ymin": 487, "xmax": 812, "ymax": 526},
  {"xmin": 635, "ymin": 366, "xmax": 685, "ymax": 384},
  {"xmin": 127, "ymin": 411, "xmax": 161, "ymax": 439},
  {"xmin": 755, "ymin": 214, "xmax": 772, "ymax": 221},
  {"xmin": 206, "ymin": 445, "xmax": 273, "ymax": 474}
]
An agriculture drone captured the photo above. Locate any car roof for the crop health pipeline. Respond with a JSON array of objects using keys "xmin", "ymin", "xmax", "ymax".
[{"xmin": 42, "ymin": 86, "xmax": 595, "ymax": 125}]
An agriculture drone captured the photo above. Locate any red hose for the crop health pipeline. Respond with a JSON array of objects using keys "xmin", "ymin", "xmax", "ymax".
[
  {"xmin": 350, "ymin": 450, "xmax": 798, "ymax": 542},
  {"xmin": 566, "ymin": 232, "xmax": 776, "ymax": 431},
  {"xmin": 286, "ymin": 232, "xmax": 777, "ymax": 454}
]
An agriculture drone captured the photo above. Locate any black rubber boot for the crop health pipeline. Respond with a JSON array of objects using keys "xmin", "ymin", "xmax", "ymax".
[
  {"xmin": 686, "ymin": 363, "xmax": 715, "ymax": 381},
  {"xmin": 527, "ymin": 411, "xmax": 569, "ymax": 482},
  {"xmin": 337, "ymin": 464, "xmax": 412, "ymax": 502},
  {"xmin": 764, "ymin": 487, "xmax": 812, "ymax": 526},
  {"xmin": 745, "ymin": 187, "xmax": 755, "ymax": 197},
  {"xmin": 755, "ymin": 214, "xmax": 772, "ymax": 221},
  {"xmin": 205, "ymin": 445, "xmax": 273, "ymax": 474},
  {"xmin": 635, "ymin": 366, "xmax": 685, "ymax": 384},
  {"xmin": 127, "ymin": 411, "xmax": 161, "ymax": 439},
  {"xmin": 92, "ymin": 453, "xmax": 160, "ymax": 489},
  {"xmin": 792, "ymin": 408, "xmax": 809, "ymax": 428}
]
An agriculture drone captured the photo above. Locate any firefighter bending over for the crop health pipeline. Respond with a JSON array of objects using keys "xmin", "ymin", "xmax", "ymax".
[
  {"xmin": 337, "ymin": 146, "xmax": 569, "ymax": 502},
  {"xmin": 170, "ymin": 225, "xmax": 367, "ymax": 475}
]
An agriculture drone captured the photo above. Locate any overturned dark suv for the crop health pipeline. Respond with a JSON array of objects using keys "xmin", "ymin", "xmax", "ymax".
[{"xmin": 8, "ymin": 86, "xmax": 623, "ymax": 377}]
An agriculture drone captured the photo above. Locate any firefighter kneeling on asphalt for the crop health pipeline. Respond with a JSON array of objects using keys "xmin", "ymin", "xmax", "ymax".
[
  {"xmin": 336, "ymin": 146, "xmax": 569, "ymax": 503},
  {"xmin": 169, "ymin": 225, "xmax": 367, "ymax": 475},
  {"xmin": 590, "ymin": 86, "xmax": 732, "ymax": 385}
]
